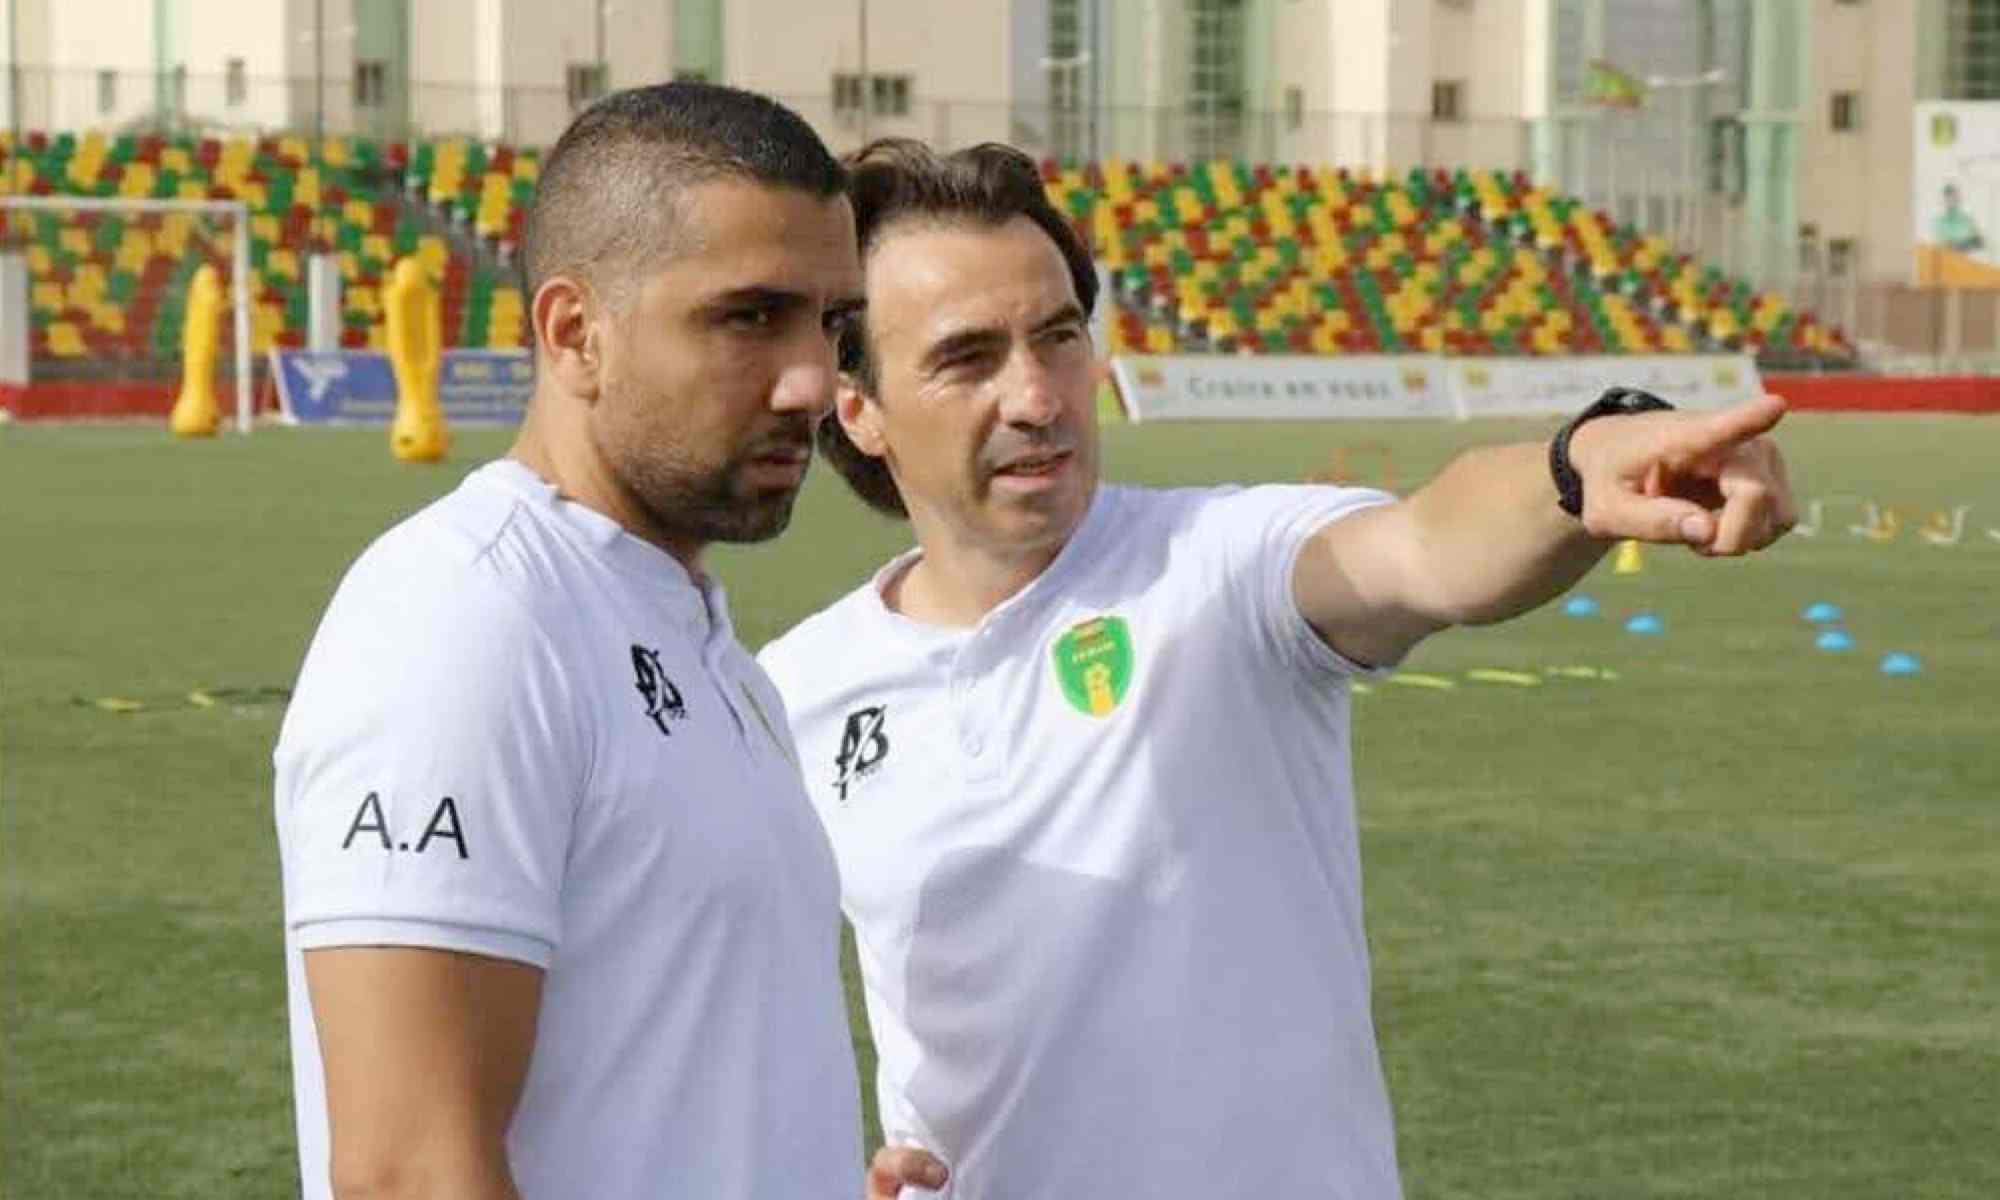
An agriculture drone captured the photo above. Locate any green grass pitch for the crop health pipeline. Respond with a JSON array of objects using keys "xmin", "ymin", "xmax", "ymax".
[{"xmin": 3, "ymin": 414, "xmax": 1996, "ymax": 1197}]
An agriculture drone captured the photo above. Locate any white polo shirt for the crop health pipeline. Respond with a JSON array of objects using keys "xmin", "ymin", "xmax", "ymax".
[
  {"xmin": 760, "ymin": 482, "xmax": 1403, "ymax": 1200},
  {"xmin": 275, "ymin": 458, "xmax": 859, "ymax": 1200}
]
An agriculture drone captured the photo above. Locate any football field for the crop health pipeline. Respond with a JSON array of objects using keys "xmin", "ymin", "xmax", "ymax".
[{"xmin": 3, "ymin": 413, "xmax": 1996, "ymax": 1197}]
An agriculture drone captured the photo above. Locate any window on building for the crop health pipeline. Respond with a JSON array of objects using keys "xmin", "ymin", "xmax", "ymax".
[
  {"xmin": 1828, "ymin": 238, "xmax": 1856, "ymax": 276},
  {"xmin": 96, "ymin": 69, "xmax": 116, "ymax": 116},
  {"xmin": 566, "ymin": 63, "xmax": 607, "ymax": 111},
  {"xmin": 355, "ymin": 59, "xmax": 387, "ymax": 108},
  {"xmin": 1707, "ymin": 115, "xmax": 1745, "ymax": 197},
  {"xmin": 1947, "ymin": 0, "xmax": 2000, "ymax": 98},
  {"xmin": 1048, "ymin": 0, "xmax": 1091, "ymax": 159},
  {"xmin": 1830, "ymin": 90, "xmax": 1860, "ymax": 131},
  {"xmin": 872, "ymin": 75, "xmax": 911, "ymax": 117},
  {"xmin": 832, "ymin": 73, "xmax": 864, "ymax": 116},
  {"xmin": 1285, "ymin": 86, "xmax": 1304, "ymax": 131},
  {"xmin": 1188, "ymin": 0, "xmax": 1246, "ymax": 159},
  {"xmin": 226, "ymin": 58, "xmax": 246, "ymax": 108},
  {"xmin": 1432, "ymin": 79, "xmax": 1465, "ymax": 122}
]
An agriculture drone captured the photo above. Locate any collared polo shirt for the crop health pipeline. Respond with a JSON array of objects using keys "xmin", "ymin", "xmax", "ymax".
[
  {"xmin": 276, "ymin": 458, "xmax": 859, "ymax": 1200},
  {"xmin": 760, "ymin": 482, "xmax": 1404, "ymax": 1199}
]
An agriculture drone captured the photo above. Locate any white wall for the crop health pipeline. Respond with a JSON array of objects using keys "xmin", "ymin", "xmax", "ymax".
[
  {"xmin": 724, "ymin": 0, "xmax": 1011, "ymax": 152},
  {"xmin": 408, "ymin": 0, "xmax": 485, "ymax": 136},
  {"xmin": 178, "ymin": 0, "xmax": 293, "ymax": 130},
  {"xmin": 1798, "ymin": 0, "xmax": 1916, "ymax": 280},
  {"xmin": 46, "ymin": 0, "xmax": 151, "ymax": 129}
]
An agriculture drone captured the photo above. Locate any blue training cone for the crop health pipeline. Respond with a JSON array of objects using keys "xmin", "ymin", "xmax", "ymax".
[
  {"xmin": 1803, "ymin": 602, "xmax": 1844, "ymax": 625},
  {"xmin": 1880, "ymin": 652, "xmax": 1922, "ymax": 677},
  {"xmin": 1563, "ymin": 595, "xmax": 1601, "ymax": 618},
  {"xmin": 1624, "ymin": 612, "xmax": 1665, "ymax": 636},
  {"xmin": 1815, "ymin": 629, "xmax": 1854, "ymax": 653}
]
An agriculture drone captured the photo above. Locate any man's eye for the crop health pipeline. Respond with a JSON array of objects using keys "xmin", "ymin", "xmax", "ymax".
[{"xmin": 725, "ymin": 308, "xmax": 776, "ymax": 329}]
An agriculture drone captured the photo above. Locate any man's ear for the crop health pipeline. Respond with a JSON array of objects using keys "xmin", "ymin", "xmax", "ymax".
[
  {"xmin": 532, "ymin": 274, "xmax": 602, "ymax": 401},
  {"xmin": 836, "ymin": 375, "xmax": 887, "ymax": 459}
]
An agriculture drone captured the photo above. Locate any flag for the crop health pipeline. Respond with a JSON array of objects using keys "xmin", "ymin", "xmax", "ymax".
[{"xmin": 1585, "ymin": 60, "xmax": 1646, "ymax": 108}]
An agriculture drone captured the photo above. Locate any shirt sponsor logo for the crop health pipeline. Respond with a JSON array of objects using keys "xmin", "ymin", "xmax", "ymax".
[
  {"xmin": 631, "ymin": 644, "xmax": 687, "ymax": 736},
  {"xmin": 340, "ymin": 791, "xmax": 469, "ymax": 859},
  {"xmin": 1053, "ymin": 615, "xmax": 1134, "ymax": 717},
  {"xmin": 832, "ymin": 705, "xmax": 890, "ymax": 802}
]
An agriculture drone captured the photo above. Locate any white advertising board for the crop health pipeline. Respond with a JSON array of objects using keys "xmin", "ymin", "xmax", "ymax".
[
  {"xmin": 1447, "ymin": 354, "xmax": 1761, "ymax": 417},
  {"xmin": 1108, "ymin": 354, "xmax": 1455, "ymax": 422},
  {"xmin": 1109, "ymin": 354, "xmax": 1760, "ymax": 422},
  {"xmin": 1913, "ymin": 102, "xmax": 2000, "ymax": 286}
]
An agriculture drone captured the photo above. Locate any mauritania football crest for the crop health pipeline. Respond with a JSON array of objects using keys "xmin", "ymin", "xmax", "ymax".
[{"xmin": 1052, "ymin": 615, "xmax": 1134, "ymax": 717}]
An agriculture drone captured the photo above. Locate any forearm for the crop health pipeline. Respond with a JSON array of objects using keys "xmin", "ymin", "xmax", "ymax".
[
  {"xmin": 1399, "ymin": 440, "xmax": 1606, "ymax": 626},
  {"xmin": 328, "ymin": 1150, "xmax": 521, "ymax": 1200}
]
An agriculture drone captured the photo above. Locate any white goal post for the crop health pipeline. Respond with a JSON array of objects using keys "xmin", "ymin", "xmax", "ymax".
[{"xmin": 0, "ymin": 195, "xmax": 253, "ymax": 433}]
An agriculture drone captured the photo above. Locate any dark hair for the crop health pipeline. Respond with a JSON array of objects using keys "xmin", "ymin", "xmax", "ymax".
[
  {"xmin": 821, "ymin": 139, "xmax": 1098, "ymax": 518},
  {"xmin": 522, "ymin": 82, "xmax": 844, "ymax": 307}
]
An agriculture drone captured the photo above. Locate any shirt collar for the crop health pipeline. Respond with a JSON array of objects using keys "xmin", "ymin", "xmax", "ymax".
[
  {"xmin": 476, "ymin": 458, "xmax": 725, "ymax": 635},
  {"xmin": 863, "ymin": 482, "xmax": 1120, "ymax": 646}
]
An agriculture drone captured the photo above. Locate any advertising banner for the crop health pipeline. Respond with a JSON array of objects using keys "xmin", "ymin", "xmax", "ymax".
[
  {"xmin": 1448, "ymin": 354, "xmax": 1759, "ymax": 417},
  {"xmin": 272, "ymin": 349, "xmax": 533, "ymax": 424},
  {"xmin": 1109, "ymin": 354, "xmax": 1759, "ymax": 421},
  {"xmin": 1108, "ymin": 354, "xmax": 1454, "ymax": 422},
  {"xmin": 1913, "ymin": 102, "xmax": 2000, "ymax": 287}
]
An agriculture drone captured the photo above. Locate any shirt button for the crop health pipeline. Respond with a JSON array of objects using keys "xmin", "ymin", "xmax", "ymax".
[{"xmin": 961, "ymin": 730, "xmax": 985, "ymax": 756}]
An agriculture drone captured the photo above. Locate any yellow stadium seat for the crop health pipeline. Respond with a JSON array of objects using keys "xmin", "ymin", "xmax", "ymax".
[{"xmin": 47, "ymin": 322, "xmax": 85, "ymax": 357}]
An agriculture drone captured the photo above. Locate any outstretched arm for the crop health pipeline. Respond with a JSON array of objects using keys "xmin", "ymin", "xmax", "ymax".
[{"xmin": 1295, "ymin": 394, "xmax": 1796, "ymax": 668}]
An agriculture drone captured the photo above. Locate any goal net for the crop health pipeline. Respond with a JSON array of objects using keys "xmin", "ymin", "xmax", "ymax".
[{"xmin": 0, "ymin": 195, "xmax": 253, "ymax": 430}]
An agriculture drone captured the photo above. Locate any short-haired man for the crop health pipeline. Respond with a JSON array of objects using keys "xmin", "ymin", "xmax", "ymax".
[
  {"xmin": 275, "ymin": 84, "xmax": 932, "ymax": 1200},
  {"xmin": 758, "ymin": 139, "xmax": 1797, "ymax": 1198}
]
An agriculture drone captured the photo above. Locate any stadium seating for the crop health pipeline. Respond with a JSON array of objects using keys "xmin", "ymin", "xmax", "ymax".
[
  {"xmin": 1043, "ymin": 158, "xmax": 1856, "ymax": 362},
  {"xmin": 1, "ymin": 129, "xmax": 531, "ymax": 374},
  {"xmin": 0, "ymin": 129, "xmax": 1854, "ymax": 377}
]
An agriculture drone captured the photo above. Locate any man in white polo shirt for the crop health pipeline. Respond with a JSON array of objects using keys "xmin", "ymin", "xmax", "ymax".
[
  {"xmin": 758, "ymin": 140, "xmax": 1797, "ymax": 1198},
  {"xmin": 275, "ymin": 85, "xmax": 946, "ymax": 1200}
]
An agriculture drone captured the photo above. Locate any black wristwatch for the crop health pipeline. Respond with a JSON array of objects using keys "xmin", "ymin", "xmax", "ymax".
[{"xmin": 1549, "ymin": 387, "xmax": 1676, "ymax": 518}]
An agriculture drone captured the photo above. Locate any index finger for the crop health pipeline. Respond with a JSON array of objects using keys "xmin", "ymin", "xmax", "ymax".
[{"xmin": 1671, "ymin": 394, "xmax": 1787, "ymax": 459}]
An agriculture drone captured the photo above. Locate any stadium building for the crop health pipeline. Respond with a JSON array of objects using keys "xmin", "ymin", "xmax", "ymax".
[{"xmin": 2, "ymin": 0, "xmax": 1998, "ymax": 421}]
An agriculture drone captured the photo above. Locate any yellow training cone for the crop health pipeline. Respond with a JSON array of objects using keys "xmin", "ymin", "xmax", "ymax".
[
  {"xmin": 168, "ymin": 264, "xmax": 223, "ymax": 437},
  {"xmin": 1612, "ymin": 539, "xmax": 1644, "ymax": 575}
]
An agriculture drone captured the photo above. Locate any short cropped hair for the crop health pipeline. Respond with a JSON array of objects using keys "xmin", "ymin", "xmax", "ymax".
[
  {"xmin": 521, "ymin": 82, "xmax": 845, "ymax": 316},
  {"xmin": 823, "ymin": 139, "xmax": 1098, "ymax": 517}
]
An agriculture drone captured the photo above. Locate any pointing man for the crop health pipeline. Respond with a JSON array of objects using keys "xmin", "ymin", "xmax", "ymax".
[{"xmin": 759, "ymin": 139, "xmax": 1796, "ymax": 1198}]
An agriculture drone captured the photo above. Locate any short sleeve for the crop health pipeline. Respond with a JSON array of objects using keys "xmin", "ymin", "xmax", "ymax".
[
  {"xmin": 1190, "ymin": 483, "xmax": 1397, "ymax": 677},
  {"xmin": 273, "ymin": 539, "xmax": 586, "ymax": 967}
]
